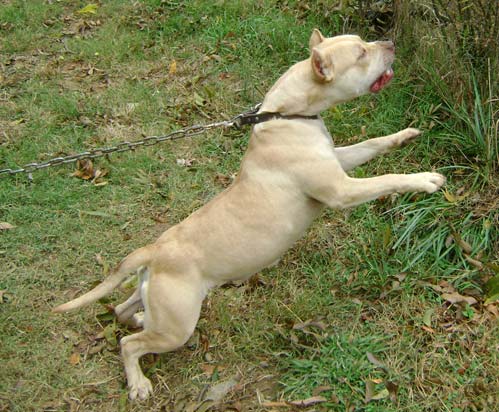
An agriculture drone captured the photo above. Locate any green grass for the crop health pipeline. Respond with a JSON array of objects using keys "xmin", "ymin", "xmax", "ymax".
[{"xmin": 1, "ymin": 1, "xmax": 498, "ymax": 411}]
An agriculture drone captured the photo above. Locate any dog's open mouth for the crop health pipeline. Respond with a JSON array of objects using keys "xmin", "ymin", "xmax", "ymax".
[{"xmin": 370, "ymin": 68, "xmax": 394, "ymax": 93}]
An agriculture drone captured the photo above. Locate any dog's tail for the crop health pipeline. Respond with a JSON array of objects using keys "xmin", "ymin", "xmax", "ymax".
[{"xmin": 52, "ymin": 246, "xmax": 153, "ymax": 313}]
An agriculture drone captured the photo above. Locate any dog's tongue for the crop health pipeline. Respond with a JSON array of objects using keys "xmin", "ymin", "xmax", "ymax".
[{"xmin": 370, "ymin": 68, "xmax": 394, "ymax": 93}]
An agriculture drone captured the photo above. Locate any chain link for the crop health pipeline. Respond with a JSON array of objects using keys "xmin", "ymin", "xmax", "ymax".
[{"xmin": 0, "ymin": 103, "xmax": 261, "ymax": 178}]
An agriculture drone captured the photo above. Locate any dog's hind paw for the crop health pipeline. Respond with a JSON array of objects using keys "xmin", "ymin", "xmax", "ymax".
[{"xmin": 129, "ymin": 375, "xmax": 153, "ymax": 400}]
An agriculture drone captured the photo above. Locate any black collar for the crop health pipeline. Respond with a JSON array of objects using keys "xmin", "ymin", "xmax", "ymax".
[{"xmin": 237, "ymin": 111, "xmax": 319, "ymax": 127}]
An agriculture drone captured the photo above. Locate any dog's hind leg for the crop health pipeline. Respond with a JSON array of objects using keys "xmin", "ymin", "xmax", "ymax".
[
  {"xmin": 115, "ymin": 287, "xmax": 143, "ymax": 327},
  {"xmin": 121, "ymin": 272, "xmax": 204, "ymax": 400},
  {"xmin": 115, "ymin": 267, "xmax": 151, "ymax": 327}
]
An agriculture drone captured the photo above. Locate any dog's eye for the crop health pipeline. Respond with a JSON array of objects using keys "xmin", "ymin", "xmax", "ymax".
[{"xmin": 358, "ymin": 47, "xmax": 367, "ymax": 60}]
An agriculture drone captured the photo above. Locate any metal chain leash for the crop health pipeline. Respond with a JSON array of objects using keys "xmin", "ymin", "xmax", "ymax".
[{"xmin": 0, "ymin": 103, "xmax": 262, "ymax": 178}]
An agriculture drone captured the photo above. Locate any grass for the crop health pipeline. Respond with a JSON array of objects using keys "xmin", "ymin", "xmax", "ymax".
[{"xmin": 1, "ymin": 1, "xmax": 498, "ymax": 411}]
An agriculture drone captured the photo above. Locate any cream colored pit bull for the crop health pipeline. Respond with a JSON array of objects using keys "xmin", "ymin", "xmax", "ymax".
[{"xmin": 54, "ymin": 29, "xmax": 445, "ymax": 400}]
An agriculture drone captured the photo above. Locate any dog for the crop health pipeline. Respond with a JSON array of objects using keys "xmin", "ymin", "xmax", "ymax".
[{"xmin": 54, "ymin": 29, "xmax": 445, "ymax": 400}]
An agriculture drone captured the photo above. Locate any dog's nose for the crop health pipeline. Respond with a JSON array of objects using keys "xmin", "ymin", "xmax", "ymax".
[{"xmin": 377, "ymin": 40, "xmax": 395, "ymax": 52}]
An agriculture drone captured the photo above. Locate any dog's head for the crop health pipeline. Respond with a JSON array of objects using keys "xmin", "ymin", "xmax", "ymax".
[{"xmin": 309, "ymin": 29, "xmax": 394, "ymax": 99}]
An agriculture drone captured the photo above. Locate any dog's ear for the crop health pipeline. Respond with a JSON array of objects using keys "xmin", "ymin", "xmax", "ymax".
[
  {"xmin": 311, "ymin": 47, "xmax": 334, "ymax": 82},
  {"xmin": 309, "ymin": 29, "xmax": 325, "ymax": 50}
]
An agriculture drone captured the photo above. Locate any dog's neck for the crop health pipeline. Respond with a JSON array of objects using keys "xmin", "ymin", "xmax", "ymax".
[{"xmin": 259, "ymin": 59, "xmax": 345, "ymax": 116}]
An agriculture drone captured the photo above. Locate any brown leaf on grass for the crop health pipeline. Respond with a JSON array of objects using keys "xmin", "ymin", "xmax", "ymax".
[
  {"xmin": 72, "ymin": 159, "xmax": 108, "ymax": 185},
  {"xmin": 87, "ymin": 341, "xmax": 107, "ymax": 355},
  {"xmin": 441, "ymin": 292, "xmax": 477, "ymax": 305},
  {"xmin": 293, "ymin": 318, "xmax": 327, "ymax": 332},
  {"xmin": 421, "ymin": 325, "xmax": 436, "ymax": 333},
  {"xmin": 169, "ymin": 60, "xmax": 177, "ymax": 75},
  {"xmin": 69, "ymin": 352, "xmax": 80, "ymax": 365},
  {"xmin": 261, "ymin": 400, "xmax": 288, "ymax": 407},
  {"xmin": 385, "ymin": 381, "xmax": 398, "ymax": 402},
  {"xmin": 199, "ymin": 363, "xmax": 226, "ymax": 376},
  {"xmin": 464, "ymin": 254, "xmax": 484, "ymax": 269},
  {"xmin": 419, "ymin": 280, "xmax": 455, "ymax": 294},
  {"xmin": 0, "ymin": 290, "xmax": 6, "ymax": 303},
  {"xmin": 312, "ymin": 385, "xmax": 333, "ymax": 396},
  {"xmin": 450, "ymin": 232, "xmax": 473, "ymax": 254},
  {"xmin": 261, "ymin": 396, "xmax": 329, "ymax": 408},
  {"xmin": 0, "ymin": 222, "xmax": 15, "ymax": 230},
  {"xmin": 247, "ymin": 273, "xmax": 268, "ymax": 291},
  {"xmin": 288, "ymin": 395, "xmax": 327, "ymax": 407},
  {"xmin": 214, "ymin": 173, "xmax": 234, "ymax": 187},
  {"xmin": 485, "ymin": 304, "xmax": 499, "ymax": 317},
  {"xmin": 365, "ymin": 380, "xmax": 375, "ymax": 403},
  {"xmin": 365, "ymin": 380, "xmax": 389, "ymax": 403},
  {"xmin": 204, "ymin": 377, "xmax": 239, "ymax": 402},
  {"xmin": 366, "ymin": 352, "xmax": 386, "ymax": 369}
]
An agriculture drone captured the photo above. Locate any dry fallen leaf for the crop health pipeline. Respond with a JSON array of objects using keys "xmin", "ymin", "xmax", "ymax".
[
  {"xmin": 441, "ymin": 292, "xmax": 477, "ymax": 305},
  {"xmin": 419, "ymin": 280, "xmax": 455, "ymax": 294},
  {"xmin": 203, "ymin": 377, "xmax": 239, "ymax": 402},
  {"xmin": 421, "ymin": 325, "xmax": 436, "ymax": 333},
  {"xmin": 365, "ymin": 380, "xmax": 390, "ymax": 403},
  {"xmin": 87, "ymin": 341, "xmax": 107, "ymax": 355},
  {"xmin": 464, "ymin": 254, "xmax": 483, "ymax": 269},
  {"xmin": 199, "ymin": 363, "xmax": 226, "ymax": 376},
  {"xmin": 293, "ymin": 318, "xmax": 327, "ymax": 332},
  {"xmin": 385, "ymin": 381, "xmax": 398, "ymax": 402},
  {"xmin": 261, "ymin": 401, "xmax": 288, "ymax": 408},
  {"xmin": 169, "ymin": 59, "xmax": 177, "ymax": 75},
  {"xmin": 72, "ymin": 159, "xmax": 108, "ymax": 185},
  {"xmin": 451, "ymin": 232, "xmax": 473, "ymax": 254},
  {"xmin": 0, "ymin": 222, "xmax": 15, "ymax": 230},
  {"xmin": 72, "ymin": 159, "xmax": 94, "ymax": 180},
  {"xmin": 288, "ymin": 396, "xmax": 327, "ymax": 407},
  {"xmin": 69, "ymin": 352, "xmax": 80, "ymax": 365},
  {"xmin": 485, "ymin": 304, "xmax": 499, "ymax": 317},
  {"xmin": 312, "ymin": 385, "xmax": 333, "ymax": 396},
  {"xmin": 365, "ymin": 380, "xmax": 375, "ymax": 403},
  {"xmin": 366, "ymin": 352, "xmax": 386, "ymax": 369},
  {"xmin": 214, "ymin": 173, "xmax": 234, "ymax": 187}
]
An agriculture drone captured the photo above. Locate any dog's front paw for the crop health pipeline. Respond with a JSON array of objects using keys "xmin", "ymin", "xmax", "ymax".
[
  {"xmin": 414, "ymin": 172, "xmax": 446, "ymax": 193},
  {"xmin": 129, "ymin": 375, "xmax": 153, "ymax": 400},
  {"xmin": 396, "ymin": 128, "xmax": 422, "ymax": 147}
]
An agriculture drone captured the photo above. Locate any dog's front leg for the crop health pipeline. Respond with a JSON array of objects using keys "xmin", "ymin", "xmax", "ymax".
[
  {"xmin": 300, "ymin": 158, "xmax": 445, "ymax": 209},
  {"xmin": 334, "ymin": 128, "xmax": 421, "ymax": 171}
]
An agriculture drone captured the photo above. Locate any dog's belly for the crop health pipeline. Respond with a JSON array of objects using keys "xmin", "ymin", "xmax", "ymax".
[{"xmin": 171, "ymin": 179, "xmax": 323, "ymax": 283}]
